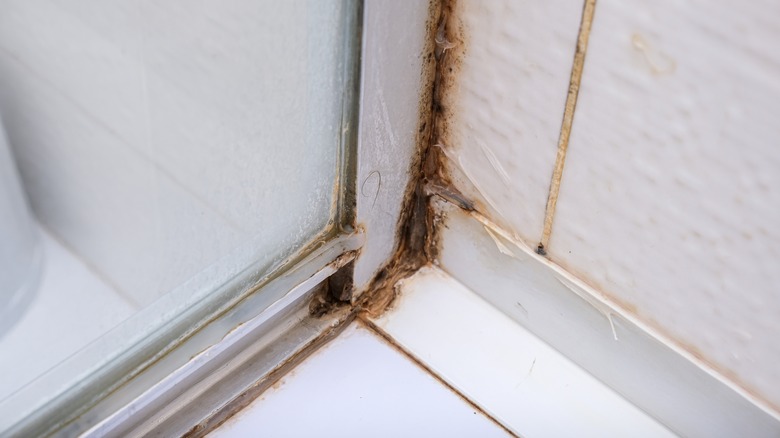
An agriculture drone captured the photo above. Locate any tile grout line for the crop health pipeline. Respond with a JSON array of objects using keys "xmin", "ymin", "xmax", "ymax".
[
  {"xmin": 537, "ymin": 0, "xmax": 597, "ymax": 256},
  {"xmin": 357, "ymin": 316, "xmax": 521, "ymax": 438}
]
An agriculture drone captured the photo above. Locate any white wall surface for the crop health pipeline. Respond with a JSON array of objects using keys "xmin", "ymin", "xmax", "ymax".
[
  {"xmin": 441, "ymin": 0, "xmax": 780, "ymax": 413},
  {"xmin": 549, "ymin": 0, "xmax": 780, "ymax": 409},
  {"xmin": 438, "ymin": 0, "xmax": 581, "ymax": 246},
  {"xmin": 0, "ymin": 0, "xmax": 349, "ymax": 307}
]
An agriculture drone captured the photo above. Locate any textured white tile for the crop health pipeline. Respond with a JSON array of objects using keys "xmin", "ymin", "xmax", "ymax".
[
  {"xmin": 209, "ymin": 324, "xmax": 508, "ymax": 438},
  {"xmin": 440, "ymin": 0, "xmax": 582, "ymax": 246},
  {"xmin": 548, "ymin": 0, "xmax": 780, "ymax": 409}
]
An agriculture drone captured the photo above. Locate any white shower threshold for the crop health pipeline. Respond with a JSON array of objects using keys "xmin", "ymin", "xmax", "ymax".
[{"xmin": 210, "ymin": 267, "xmax": 673, "ymax": 437}]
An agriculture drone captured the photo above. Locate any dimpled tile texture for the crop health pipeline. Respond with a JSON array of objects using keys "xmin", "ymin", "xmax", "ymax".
[
  {"xmin": 441, "ymin": 0, "xmax": 582, "ymax": 246},
  {"xmin": 548, "ymin": 0, "xmax": 780, "ymax": 408}
]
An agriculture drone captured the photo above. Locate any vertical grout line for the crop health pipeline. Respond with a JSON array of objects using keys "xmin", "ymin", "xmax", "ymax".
[{"xmin": 537, "ymin": 0, "xmax": 596, "ymax": 256}]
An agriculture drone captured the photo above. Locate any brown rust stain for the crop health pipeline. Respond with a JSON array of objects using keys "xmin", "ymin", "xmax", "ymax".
[
  {"xmin": 308, "ymin": 280, "xmax": 338, "ymax": 318},
  {"xmin": 360, "ymin": 0, "xmax": 470, "ymax": 318},
  {"xmin": 308, "ymin": 252, "xmax": 361, "ymax": 317}
]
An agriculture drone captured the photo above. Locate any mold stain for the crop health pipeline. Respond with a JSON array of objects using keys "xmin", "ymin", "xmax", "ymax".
[
  {"xmin": 360, "ymin": 0, "xmax": 469, "ymax": 318},
  {"xmin": 357, "ymin": 0, "xmax": 780, "ymax": 419}
]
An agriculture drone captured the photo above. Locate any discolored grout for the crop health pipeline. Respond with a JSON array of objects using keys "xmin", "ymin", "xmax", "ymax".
[{"xmin": 537, "ymin": 0, "xmax": 597, "ymax": 256}]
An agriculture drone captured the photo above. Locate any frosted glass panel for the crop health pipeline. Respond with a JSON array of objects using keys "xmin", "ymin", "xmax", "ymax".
[{"xmin": 0, "ymin": 0, "xmax": 357, "ymax": 427}]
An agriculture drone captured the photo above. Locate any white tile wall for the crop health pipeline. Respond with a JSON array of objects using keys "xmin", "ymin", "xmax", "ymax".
[
  {"xmin": 439, "ymin": 0, "xmax": 582, "ymax": 246},
  {"xmin": 441, "ymin": 0, "xmax": 780, "ymax": 410},
  {"xmin": 549, "ymin": 0, "xmax": 780, "ymax": 408}
]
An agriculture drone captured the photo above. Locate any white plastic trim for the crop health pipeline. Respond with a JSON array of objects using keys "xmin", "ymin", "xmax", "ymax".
[
  {"xmin": 435, "ymin": 199, "xmax": 780, "ymax": 437},
  {"xmin": 370, "ymin": 266, "xmax": 674, "ymax": 437},
  {"xmin": 352, "ymin": 0, "xmax": 432, "ymax": 294}
]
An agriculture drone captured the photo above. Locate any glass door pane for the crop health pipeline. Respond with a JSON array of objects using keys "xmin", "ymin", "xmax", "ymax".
[{"xmin": 0, "ymin": 0, "xmax": 359, "ymax": 429}]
